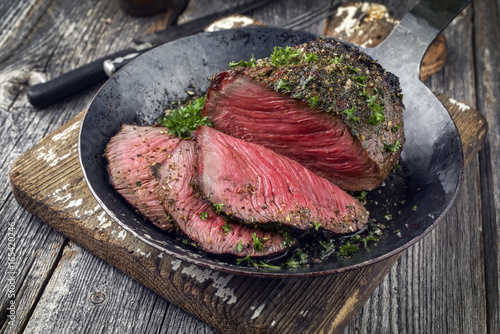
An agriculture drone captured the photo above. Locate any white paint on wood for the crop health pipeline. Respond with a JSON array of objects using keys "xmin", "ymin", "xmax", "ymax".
[
  {"xmin": 116, "ymin": 230, "xmax": 127, "ymax": 240},
  {"xmin": 52, "ymin": 122, "xmax": 80, "ymax": 142},
  {"xmin": 181, "ymin": 265, "xmax": 237, "ymax": 304},
  {"xmin": 250, "ymin": 303, "xmax": 266, "ymax": 319},
  {"xmin": 96, "ymin": 211, "xmax": 110, "ymax": 229},
  {"xmin": 449, "ymin": 97, "xmax": 471, "ymax": 112},
  {"xmin": 171, "ymin": 259, "xmax": 182, "ymax": 270},
  {"xmin": 65, "ymin": 198, "xmax": 82, "ymax": 209},
  {"xmin": 36, "ymin": 145, "xmax": 76, "ymax": 167},
  {"xmin": 51, "ymin": 184, "xmax": 71, "ymax": 203}
]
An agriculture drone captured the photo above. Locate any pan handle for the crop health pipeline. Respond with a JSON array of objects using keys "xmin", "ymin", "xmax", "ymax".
[{"xmin": 363, "ymin": 0, "xmax": 471, "ymax": 81}]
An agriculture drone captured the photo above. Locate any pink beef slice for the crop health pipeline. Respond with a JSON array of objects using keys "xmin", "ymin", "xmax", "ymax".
[
  {"xmin": 156, "ymin": 139, "xmax": 291, "ymax": 257},
  {"xmin": 106, "ymin": 124, "xmax": 181, "ymax": 232},
  {"xmin": 195, "ymin": 126, "xmax": 369, "ymax": 235},
  {"xmin": 203, "ymin": 38, "xmax": 404, "ymax": 191}
]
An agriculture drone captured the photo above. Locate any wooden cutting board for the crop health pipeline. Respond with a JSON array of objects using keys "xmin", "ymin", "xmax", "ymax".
[{"xmin": 9, "ymin": 4, "xmax": 487, "ymax": 334}]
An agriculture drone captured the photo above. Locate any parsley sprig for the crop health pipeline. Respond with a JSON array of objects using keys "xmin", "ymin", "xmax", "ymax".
[
  {"xmin": 270, "ymin": 46, "xmax": 302, "ymax": 66},
  {"xmin": 158, "ymin": 95, "xmax": 211, "ymax": 138}
]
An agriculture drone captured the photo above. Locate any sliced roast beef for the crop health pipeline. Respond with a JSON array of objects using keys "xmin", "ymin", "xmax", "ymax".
[
  {"xmin": 203, "ymin": 38, "xmax": 404, "ymax": 191},
  {"xmin": 156, "ymin": 139, "xmax": 291, "ymax": 257},
  {"xmin": 195, "ymin": 126, "xmax": 369, "ymax": 235},
  {"xmin": 106, "ymin": 124, "xmax": 181, "ymax": 231}
]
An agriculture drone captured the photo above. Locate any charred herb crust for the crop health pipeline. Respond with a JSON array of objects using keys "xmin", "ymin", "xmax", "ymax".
[{"xmin": 228, "ymin": 37, "xmax": 405, "ymax": 168}]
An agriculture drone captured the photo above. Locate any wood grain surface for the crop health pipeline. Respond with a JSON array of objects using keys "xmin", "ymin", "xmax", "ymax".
[
  {"xmin": 8, "ymin": 89, "xmax": 485, "ymax": 333},
  {"xmin": 1, "ymin": 0, "xmax": 497, "ymax": 333}
]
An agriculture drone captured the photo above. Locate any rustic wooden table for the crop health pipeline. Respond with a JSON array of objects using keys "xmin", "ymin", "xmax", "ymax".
[{"xmin": 1, "ymin": 0, "xmax": 498, "ymax": 333}]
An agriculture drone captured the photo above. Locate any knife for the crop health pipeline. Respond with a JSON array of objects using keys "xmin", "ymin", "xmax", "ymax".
[{"xmin": 27, "ymin": 0, "xmax": 272, "ymax": 108}]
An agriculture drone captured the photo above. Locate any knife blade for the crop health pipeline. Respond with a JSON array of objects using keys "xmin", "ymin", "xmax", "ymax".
[{"xmin": 27, "ymin": 0, "xmax": 272, "ymax": 108}]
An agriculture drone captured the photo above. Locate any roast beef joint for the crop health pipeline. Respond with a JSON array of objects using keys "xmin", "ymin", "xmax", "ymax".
[{"xmin": 104, "ymin": 37, "xmax": 404, "ymax": 267}]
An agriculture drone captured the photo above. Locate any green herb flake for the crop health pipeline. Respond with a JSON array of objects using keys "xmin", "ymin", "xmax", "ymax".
[
  {"xmin": 308, "ymin": 96, "xmax": 319, "ymax": 108},
  {"xmin": 257, "ymin": 261, "xmax": 281, "ymax": 269},
  {"xmin": 384, "ymin": 140, "xmax": 402, "ymax": 152},
  {"xmin": 158, "ymin": 95, "xmax": 211, "ymax": 138},
  {"xmin": 213, "ymin": 203, "xmax": 224, "ymax": 214},
  {"xmin": 355, "ymin": 191, "xmax": 368, "ymax": 203},
  {"xmin": 319, "ymin": 239, "xmax": 336, "ymax": 259},
  {"xmin": 303, "ymin": 53, "xmax": 318, "ymax": 62},
  {"xmin": 392, "ymin": 124, "xmax": 401, "ymax": 133},
  {"xmin": 283, "ymin": 250, "xmax": 308, "ymax": 268},
  {"xmin": 347, "ymin": 65, "xmax": 360, "ymax": 73},
  {"xmin": 412, "ymin": 205, "xmax": 418, "ymax": 211},
  {"xmin": 337, "ymin": 242, "xmax": 360, "ymax": 257},
  {"xmin": 367, "ymin": 103, "xmax": 385, "ymax": 125},
  {"xmin": 313, "ymin": 221, "xmax": 322, "ymax": 231},
  {"xmin": 353, "ymin": 75, "xmax": 367, "ymax": 86},
  {"xmin": 270, "ymin": 46, "xmax": 302, "ymax": 66},
  {"xmin": 342, "ymin": 106, "xmax": 360, "ymax": 122},
  {"xmin": 384, "ymin": 214, "xmax": 393, "ymax": 221},
  {"xmin": 301, "ymin": 75, "xmax": 315, "ymax": 89},
  {"xmin": 392, "ymin": 163, "xmax": 402, "ymax": 173},
  {"xmin": 352, "ymin": 232, "xmax": 379, "ymax": 247},
  {"xmin": 229, "ymin": 54, "xmax": 256, "ymax": 68},
  {"xmin": 251, "ymin": 233, "xmax": 265, "ymax": 251},
  {"xmin": 236, "ymin": 255, "xmax": 257, "ymax": 267},
  {"xmin": 235, "ymin": 240, "xmax": 243, "ymax": 252},
  {"xmin": 200, "ymin": 212, "xmax": 209, "ymax": 220},
  {"xmin": 332, "ymin": 55, "xmax": 344, "ymax": 64},
  {"xmin": 222, "ymin": 221, "xmax": 232, "ymax": 235},
  {"xmin": 277, "ymin": 79, "xmax": 291, "ymax": 91},
  {"xmin": 136, "ymin": 181, "xmax": 141, "ymax": 187}
]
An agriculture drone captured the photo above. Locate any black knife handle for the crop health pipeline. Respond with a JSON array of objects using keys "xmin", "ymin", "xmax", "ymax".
[{"xmin": 27, "ymin": 48, "xmax": 141, "ymax": 108}]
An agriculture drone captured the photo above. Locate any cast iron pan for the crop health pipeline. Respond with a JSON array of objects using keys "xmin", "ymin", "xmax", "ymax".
[{"xmin": 79, "ymin": 0, "xmax": 468, "ymax": 277}]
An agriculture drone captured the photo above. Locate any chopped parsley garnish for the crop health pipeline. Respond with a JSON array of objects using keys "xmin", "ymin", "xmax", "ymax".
[
  {"xmin": 332, "ymin": 55, "xmax": 344, "ymax": 63},
  {"xmin": 235, "ymin": 240, "xmax": 243, "ymax": 252},
  {"xmin": 213, "ymin": 203, "xmax": 224, "ymax": 214},
  {"xmin": 200, "ymin": 212, "xmax": 208, "ymax": 220},
  {"xmin": 337, "ymin": 242, "xmax": 360, "ymax": 257},
  {"xmin": 270, "ymin": 46, "xmax": 302, "ymax": 66},
  {"xmin": 277, "ymin": 79, "xmax": 291, "ymax": 91},
  {"xmin": 384, "ymin": 140, "xmax": 402, "ymax": 152},
  {"xmin": 229, "ymin": 54, "xmax": 256, "ymax": 68},
  {"xmin": 355, "ymin": 191, "xmax": 368, "ymax": 204},
  {"xmin": 351, "ymin": 231, "xmax": 379, "ymax": 247},
  {"xmin": 347, "ymin": 65, "xmax": 360, "ymax": 73},
  {"xmin": 353, "ymin": 75, "xmax": 367, "ymax": 86},
  {"xmin": 342, "ymin": 106, "xmax": 360, "ymax": 122},
  {"xmin": 282, "ymin": 250, "xmax": 308, "ymax": 268},
  {"xmin": 313, "ymin": 221, "xmax": 322, "ymax": 231},
  {"xmin": 303, "ymin": 53, "xmax": 318, "ymax": 62},
  {"xmin": 392, "ymin": 162, "xmax": 402, "ymax": 173},
  {"xmin": 367, "ymin": 101, "xmax": 385, "ymax": 125},
  {"xmin": 251, "ymin": 233, "xmax": 265, "ymax": 251},
  {"xmin": 158, "ymin": 95, "xmax": 211, "ymax": 138},
  {"xmin": 222, "ymin": 221, "xmax": 232, "ymax": 235},
  {"xmin": 307, "ymin": 96, "xmax": 319, "ymax": 108},
  {"xmin": 236, "ymin": 255, "xmax": 256, "ymax": 267},
  {"xmin": 301, "ymin": 75, "xmax": 315, "ymax": 89},
  {"xmin": 319, "ymin": 239, "xmax": 336, "ymax": 259}
]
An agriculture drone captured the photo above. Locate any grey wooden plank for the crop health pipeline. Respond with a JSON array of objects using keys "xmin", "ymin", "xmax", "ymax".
[
  {"xmin": 0, "ymin": 0, "xmax": 491, "ymax": 333},
  {"xmin": 344, "ymin": 4, "xmax": 488, "ymax": 334},
  {"xmin": 23, "ymin": 242, "xmax": 218, "ymax": 334},
  {"xmin": 472, "ymin": 0, "xmax": 500, "ymax": 333}
]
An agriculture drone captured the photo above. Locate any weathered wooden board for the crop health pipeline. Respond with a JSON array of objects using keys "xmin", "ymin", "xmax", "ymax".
[
  {"xmin": 9, "ymin": 89, "xmax": 485, "ymax": 334},
  {"xmin": 7, "ymin": 2, "xmax": 488, "ymax": 333}
]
